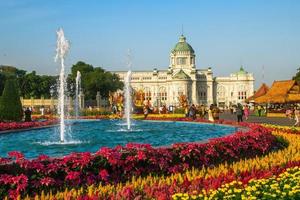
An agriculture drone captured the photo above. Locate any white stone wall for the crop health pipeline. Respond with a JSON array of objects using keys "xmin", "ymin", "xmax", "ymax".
[
  {"xmin": 112, "ymin": 68, "xmax": 254, "ymax": 108},
  {"xmin": 214, "ymin": 72, "xmax": 254, "ymax": 107}
]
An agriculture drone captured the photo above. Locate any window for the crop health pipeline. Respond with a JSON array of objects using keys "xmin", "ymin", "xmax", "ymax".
[
  {"xmin": 158, "ymin": 76, "xmax": 167, "ymax": 80},
  {"xmin": 238, "ymin": 91, "xmax": 247, "ymax": 100},
  {"xmin": 144, "ymin": 87, "xmax": 152, "ymax": 100},
  {"xmin": 217, "ymin": 86, "xmax": 225, "ymax": 98},
  {"xmin": 177, "ymin": 57, "xmax": 187, "ymax": 65},
  {"xmin": 159, "ymin": 87, "xmax": 167, "ymax": 101}
]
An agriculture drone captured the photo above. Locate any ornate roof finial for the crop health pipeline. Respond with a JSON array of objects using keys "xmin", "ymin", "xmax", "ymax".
[{"xmin": 240, "ymin": 65, "xmax": 244, "ymax": 71}]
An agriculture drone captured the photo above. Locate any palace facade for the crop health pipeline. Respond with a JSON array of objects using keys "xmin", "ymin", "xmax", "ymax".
[{"xmin": 113, "ymin": 35, "xmax": 254, "ymax": 108}]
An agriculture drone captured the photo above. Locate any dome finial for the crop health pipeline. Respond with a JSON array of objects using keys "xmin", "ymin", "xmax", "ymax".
[
  {"xmin": 179, "ymin": 34, "xmax": 186, "ymax": 42},
  {"xmin": 240, "ymin": 65, "xmax": 244, "ymax": 71}
]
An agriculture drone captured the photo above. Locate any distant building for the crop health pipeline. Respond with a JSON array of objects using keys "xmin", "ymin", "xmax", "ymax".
[{"xmin": 113, "ymin": 35, "xmax": 254, "ymax": 108}]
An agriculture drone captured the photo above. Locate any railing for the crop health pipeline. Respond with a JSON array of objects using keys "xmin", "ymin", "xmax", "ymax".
[{"xmin": 20, "ymin": 97, "xmax": 58, "ymax": 107}]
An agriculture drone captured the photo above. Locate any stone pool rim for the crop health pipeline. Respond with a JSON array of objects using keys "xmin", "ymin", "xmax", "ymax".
[{"xmin": 0, "ymin": 118, "xmax": 241, "ymax": 135}]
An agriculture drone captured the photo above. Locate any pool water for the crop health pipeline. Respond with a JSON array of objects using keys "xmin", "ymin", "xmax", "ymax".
[{"xmin": 0, "ymin": 119, "xmax": 236, "ymax": 159}]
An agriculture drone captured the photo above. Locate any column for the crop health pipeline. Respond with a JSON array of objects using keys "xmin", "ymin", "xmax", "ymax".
[
  {"xmin": 79, "ymin": 92, "xmax": 85, "ymax": 109},
  {"xmin": 30, "ymin": 97, "xmax": 34, "ymax": 108},
  {"xmin": 96, "ymin": 91, "xmax": 101, "ymax": 108},
  {"xmin": 192, "ymin": 80, "xmax": 197, "ymax": 105},
  {"xmin": 207, "ymin": 81, "xmax": 213, "ymax": 106},
  {"xmin": 50, "ymin": 97, "xmax": 54, "ymax": 110}
]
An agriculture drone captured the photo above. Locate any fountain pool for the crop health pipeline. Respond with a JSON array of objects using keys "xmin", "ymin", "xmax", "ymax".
[{"xmin": 0, "ymin": 120, "xmax": 236, "ymax": 159}]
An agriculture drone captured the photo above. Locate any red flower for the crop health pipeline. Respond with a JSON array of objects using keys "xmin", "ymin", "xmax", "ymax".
[
  {"xmin": 137, "ymin": 150, "xmax": 146, "ymax": 160},
  {"xmin": 99, "ymin": 169, "xmax": 109, "ymax": 181},
  {"xmin": 66, "ymin": 171, "xmax": 81, "ymax": 181},
  {"xmin": 8, "ymin": 151, "xmax": 24, "ymax": 161},
  {"xmin": 37, "ymin": 154, "xmax": 50, "ymax": 161}
]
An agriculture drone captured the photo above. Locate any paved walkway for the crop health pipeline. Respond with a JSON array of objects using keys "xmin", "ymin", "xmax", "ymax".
[{"xmin": 219, "ymin": 112, "xmax": 295, "ymax": 126}]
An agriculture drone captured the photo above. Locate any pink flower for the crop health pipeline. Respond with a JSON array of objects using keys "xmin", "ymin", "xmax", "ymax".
[{"xmin": 40, "ymin": 177, "xmax": 55, "ymax": 186}]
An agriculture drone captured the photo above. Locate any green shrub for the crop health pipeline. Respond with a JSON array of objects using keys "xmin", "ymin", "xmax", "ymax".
[
  {"xmin": 0, "ymin": 78, "xmax": 23, "ymax": 121},
  {"xmin": 81, "ymin": 109, "xmax": 111, "ymax": 116},
  {"xmin": 174, "ymin": 107, "xmax": 185, "ymax": 114}
]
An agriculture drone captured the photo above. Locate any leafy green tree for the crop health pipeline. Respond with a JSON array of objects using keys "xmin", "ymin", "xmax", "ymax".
[
  {"xmin": 19, "ymin": 71, "xmax": 57, "ymax": 98},
  {"xmin": 293, "ymin": 68, "xmax": 300, "ymax": 82},
  {"xmin": 0, "ymin": 78, "xmax": 23, "ymax": 122},
  {"xmin": 70, "ymin": 61, "xmax": 123, "ymax": 100}
]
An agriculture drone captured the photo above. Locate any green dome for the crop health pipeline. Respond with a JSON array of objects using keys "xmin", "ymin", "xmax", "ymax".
[
  {"xmin": 236, "ymin": 66, "xmax": 248, "ymax": 75},
  {"xmin": 172, "ymin": 35, "xmax": 194, "ymax": 53},
  {"xmin": 172, "ymin": 69, "xmax": 190, "ymax": 80}
]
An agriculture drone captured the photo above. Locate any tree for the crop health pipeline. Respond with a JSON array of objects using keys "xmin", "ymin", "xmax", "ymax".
[
  {"xmin": 18, "ymin": 71, "xmax": 57, "ymax": 98},
  {"xmin": 70, "ymin": 61, "xmax": 123, "ymax": 100},
  {"xmin": 0, "ymin": 78, "xmax": 23, "ymax": 122},
  {"xmin": 293, "ymin": 68, "xmax": 300, "ymax": 82}
]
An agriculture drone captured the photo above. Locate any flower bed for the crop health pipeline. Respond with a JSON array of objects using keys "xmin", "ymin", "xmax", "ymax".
[
  {"xmin": 24, "ymin": 125, "xmax": 297, "ymax": 200},
  {"xmin": 0, "ymin": 123, "xmax": 283, "ymax": 199},
  {"xmin": 172, "ymin": 166, "xmax": 300, "ymax": 199},
  {"xmin": 0, "ymin": 120, "xmax": 58, "ymax": 132}
]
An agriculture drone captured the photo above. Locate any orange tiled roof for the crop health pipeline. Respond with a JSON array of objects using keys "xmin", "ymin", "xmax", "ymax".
[
  {"xmin": 246, "ymin": 83, "xmax": 269, "ymax": 102},
  {"xmin": 255, "ymin": 80, "xmax": 300, "ymax": 103}
]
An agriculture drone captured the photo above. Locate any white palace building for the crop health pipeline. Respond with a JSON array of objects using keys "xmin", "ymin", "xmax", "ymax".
[{"xmin": 114, "ymin": 35, "xmax": 254, "ymax": 108}]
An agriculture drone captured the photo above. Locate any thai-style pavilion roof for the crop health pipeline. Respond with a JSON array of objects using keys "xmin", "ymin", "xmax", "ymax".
[
  {"xmin": 255, "ymin": 80, "xmax": 300, "ymax": 104},
  {"xmin": 246, "ymin": 83, "xmax": 269, "ymax": 102}
]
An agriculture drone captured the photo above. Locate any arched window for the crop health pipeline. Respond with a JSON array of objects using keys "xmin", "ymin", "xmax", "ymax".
[
  {"xmin": 217, "ymin": 86, "xmax": 226, "ymax": 98},
  {"xmin": 177, "ymin": 87, "xmax": 184, "ymax": 96},
  {"xmin": 177, "ymin": 57, "xmax": 187, "ymax": 65},
  {"xmin": 238, "ymin": 85, "xmax": 247, "ymax": 100},
  {"xmin": 144, "ymin": 87, "xmax": 152, "ymax": 100},
  {"xmin": 159, "ymin": 87, "xmax": 167, "ymax": 101}
]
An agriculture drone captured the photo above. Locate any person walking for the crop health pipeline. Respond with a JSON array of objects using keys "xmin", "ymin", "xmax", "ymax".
[
  {"xmin": 192, "ymin": 104, "xmax": 197, "ymax": 120},
  {"xmin": 208, "ymin": 104, "xmax": 214, "ymax": 122},
  {"xmin": 188, "ymin": 104, "xmax": 197, "ymax": 120},
  {"xmin": 236, "ymin": 104, "xmax": 244, "ymax": 122},
  {"xmin": 243, "ymin": 105, "xmax": 250, "ymax": 120},
  {"xmin": 257, "ymin": 105, "xmax": 262, "ymax": 117},
  {"xmin": 199, "ymin": 105, "xmax": 206, "ymax": 119},
  {"xmin": 24, "ymin": 107, "xmax": 32, "ymax": 122}
]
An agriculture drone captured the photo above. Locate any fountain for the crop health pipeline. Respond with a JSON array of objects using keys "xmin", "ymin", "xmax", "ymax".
[
  {"xmin": 55, "ymin": 28, "xmax": 70, "ymax": 143},
  {"xmin": 124, "ymin": 70, "xmax": 132, "ymax": 130},
  {"xmin": 124, "ymin": 50, "xmax": 132, "ymax": 130},
  {"xmin": 75, "ymin": 71, "xmax": 81, "ymax": 119}
]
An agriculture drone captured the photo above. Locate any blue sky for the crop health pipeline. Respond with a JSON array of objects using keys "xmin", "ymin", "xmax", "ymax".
[{"xmin": 0, "ymin": 0, "xmax": 299, "ymax": 88}]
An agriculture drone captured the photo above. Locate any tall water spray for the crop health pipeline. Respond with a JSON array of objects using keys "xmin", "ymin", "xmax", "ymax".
[
  {"xmin": 124, "ymin": 50, "xmax": 132, "ymax": 130},
  {"xmin": 124, "ymin": 70, "xmax": 132, "ymax": 130},
  {"xmin": 55, "ymin": 28, "xmax": 70, "ymax": 143},
  {"xmin": 75, "ymin": 71, "xmax": 81, "ymax": 119}
]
